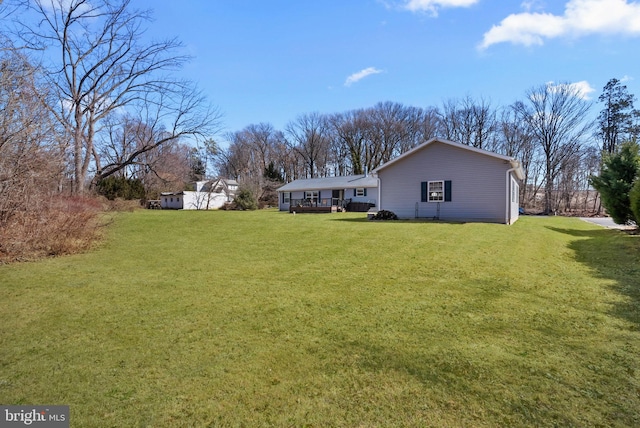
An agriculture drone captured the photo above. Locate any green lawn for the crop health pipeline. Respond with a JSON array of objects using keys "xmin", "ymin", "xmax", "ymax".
[{"xmin": 1, "ymin": 210, "xmax": 639, "ymax": 427}]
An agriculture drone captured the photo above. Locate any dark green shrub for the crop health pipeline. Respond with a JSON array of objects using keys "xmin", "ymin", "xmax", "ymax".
[
  {"xmin": 590, "ymin": 142, "xmax": 640, "ymax": 224},
  {"xmin": 234, "ymin": 189, "xmax": 258, "ymax": 210},
  {"xmin": 630, "ymin": 179, "xmax": 640, "ymax": 225},
  {"xmin": 96, "ymin": 176, "xmax": 145, "ymax": 200}
]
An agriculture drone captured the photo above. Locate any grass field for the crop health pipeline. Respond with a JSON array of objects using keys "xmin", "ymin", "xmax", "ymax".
[{"xmin": 1, "ymin": 210, "xmax": 639, "ymax": 427}]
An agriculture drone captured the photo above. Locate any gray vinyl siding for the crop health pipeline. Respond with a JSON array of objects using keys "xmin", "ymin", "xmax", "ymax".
[
  {"xmin": 378, "ymin": 141, "xmax": 510, "ymax": 222},
  {"xmin": 349, "ymin": 187, "xmax": 377, "ymax": 205}
]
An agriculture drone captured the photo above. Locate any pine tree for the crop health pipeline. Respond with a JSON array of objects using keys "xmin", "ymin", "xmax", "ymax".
[
  {"xmin": 597, "ymin": 79, "xmax": 639, "ymax": 154},
  {"xmin": 590, "ymin": 142, "xmax": 640, "ymax": 224}
]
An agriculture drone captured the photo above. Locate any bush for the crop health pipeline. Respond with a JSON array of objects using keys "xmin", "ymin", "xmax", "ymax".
[
  {"xmin": 0, "ymin": 196, "xmax": 104, "ymax": 263},
  {"xmin": 234, "ymin": 189, "xmax": 258, "ymax": 211},
  {"xmin": 630, "ymin": 179, "xmax": 640, "ymax": 225},
  {"xmin": 590, "ymin": 142, "xmax": 640, "ymax": 224},
  {"xmin": 370, "ymin": 210, "xmax": 398, "ymax": 220},
  {"xmin": 96, "ymin": 176, "xmax": 146, "ymax": 200}
]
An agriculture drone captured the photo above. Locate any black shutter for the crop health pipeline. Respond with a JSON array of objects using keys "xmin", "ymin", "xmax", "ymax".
[
  {"xmin": 445, "ymin": 180, "xmax": 452, "ymax": 202},
  {"xmin": 353, "ymin": 189, "xmax": 356, "ymax": 197},
  {"xmin": 421, "ymin": 182, "xmax": 427, "ymax": 202},
  {"xmin": 364, "ymin": 188, "xmax": 367, "ymax": 197}
]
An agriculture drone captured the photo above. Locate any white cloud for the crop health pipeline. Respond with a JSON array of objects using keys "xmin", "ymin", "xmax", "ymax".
[
  {"xmin": 520, "ymin": 0, "xmax": 545, "ymax": 12},
  {"xmin": 403, "ymin": 0, "xmax": 479, "ymax": 16},
  {"xmin": 621, "ymin": 75, "xmax": 634, "ymax": 82},
  {"xmin": 480, "ymin": 0, "xmax": 640, "ymax": 49},
  {"xmin": 344, "ymin": 67, "xmax": 384, "ymax": 87},
  {"xmin": 567, "ymin": 80, "xmax": 596, "ymax": 100},
  {"xmin": 546, "ymin": 80, "xmax": 596, "ymax": 100}
]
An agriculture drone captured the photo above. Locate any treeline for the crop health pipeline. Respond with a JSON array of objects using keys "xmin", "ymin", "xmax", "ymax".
[{"xmin": 213, "ymin": 81, "xmax": 639, "ymax": 214}]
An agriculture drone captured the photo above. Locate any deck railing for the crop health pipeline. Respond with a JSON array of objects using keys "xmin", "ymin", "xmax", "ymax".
[{"xmin": 289, "ymin": 198, "xmax": 348, "ymax": 208}]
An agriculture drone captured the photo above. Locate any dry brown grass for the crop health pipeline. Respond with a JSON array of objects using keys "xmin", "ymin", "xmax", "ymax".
[{"xmin": 0, "ymin": 196, "xmax": 105, "ymax": 263}]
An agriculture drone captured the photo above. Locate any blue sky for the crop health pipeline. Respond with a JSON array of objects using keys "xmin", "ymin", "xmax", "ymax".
[{"xmin": 136, "ymin": 0, "xmax": 640, "ymax": 140}]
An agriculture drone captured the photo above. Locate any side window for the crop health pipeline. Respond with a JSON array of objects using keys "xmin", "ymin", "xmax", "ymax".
[
  {"xmin": 428, "ymin": 181, "xmax": 444, "ymax": 202},
  {"xmin": 421, "ymin": 181, "xmax": 452, "ymax": 202}
]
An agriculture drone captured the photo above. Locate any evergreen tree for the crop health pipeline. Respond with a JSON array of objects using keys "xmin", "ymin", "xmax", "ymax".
[
  {"xmin": 263, "ymin": 161, "xmax": 284, "ymax": 182},
  {"xmin": 590, "ymin": 142, "xmax": 640, "ymax": 224},
  {"xmin": 97, "ymin": 176, "xmax": 146, "ymax": 200},
  {"xmin": 189, "ymin": 148, "xmax": 206, "ymax": 181},
  {"xmin": 630, "ymin": 178, "xmax": 640, "ymax": 225},
  {"xmin": 597, "ymin": 78, "xmax": 639, "ymax": 154},
  {"xmin": 234, "ymin": 189, "xmax": 258, "ymax": 210}
]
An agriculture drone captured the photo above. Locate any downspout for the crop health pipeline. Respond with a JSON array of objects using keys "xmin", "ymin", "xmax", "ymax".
[
  {"xmin": 505, "ymin": 167, "xmax": 516, "ymax": 225},
  {"xmin": 377, "ymin": 175, "xmax": 381, "ymax": 211}
]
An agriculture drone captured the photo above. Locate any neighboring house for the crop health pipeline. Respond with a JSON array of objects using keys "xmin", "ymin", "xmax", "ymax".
[
  {"xmin": 374, "ymin": 138, "xmax": 524, "ymax": 224},
  {"xmin": 277, "ymin": 174, "xmax": 378, "ymax": 213},
  {"xmin": 160, "ymin": 178, "xmax": 238, "ymax": 210}
]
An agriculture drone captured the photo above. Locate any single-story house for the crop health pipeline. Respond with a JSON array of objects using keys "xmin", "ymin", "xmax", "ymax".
[
  {"xmin": 161, "ymin": 178, "xmax": 238, "ymax": 210},
  {"xmin": 374, "ymin": 138, "xmax": 524, "ymax": 224},
  {"xmin": 277, "ymin": 174, "xmax": 378, "ymax": 213}
]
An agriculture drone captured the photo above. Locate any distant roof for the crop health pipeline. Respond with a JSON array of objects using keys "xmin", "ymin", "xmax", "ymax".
[
  {"xmin": 277, "ymin": 174, "xmax": 378, "ymax": 192},
  {"xmin": 374, "ymin": 137, "xmax": 525, "ymax": 180}
]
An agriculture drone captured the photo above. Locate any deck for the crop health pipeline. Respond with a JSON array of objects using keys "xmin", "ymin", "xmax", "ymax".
[
  {"xmin": 288, "ymin": 198, "xmax": 374, "ymax": 214},
  {"xmin": 289, "ymin": 205, "xmax": 339, "ymax": 213}
]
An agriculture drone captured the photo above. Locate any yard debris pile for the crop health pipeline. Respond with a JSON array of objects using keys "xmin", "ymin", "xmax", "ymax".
[{"xmin": 370, "ymin": 210, "xmax": 398, "ymax": 220}]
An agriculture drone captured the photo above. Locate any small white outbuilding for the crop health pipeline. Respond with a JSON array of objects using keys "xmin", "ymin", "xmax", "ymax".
[{"xmin": 160, "ymin": 179, "xmax": 238, "ymax": 210}]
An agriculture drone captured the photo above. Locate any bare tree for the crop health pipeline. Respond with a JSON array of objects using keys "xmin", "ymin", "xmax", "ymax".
[
  {"xmin": 497, "ymin": 106, "xmax": 539, "ymax": 208},
  {"xmin": 15, "ymin": 0, "xmax": 221, "ymax": 194},
  {"xmin": 438, "ymin": 96, "xmax": 497, "ymax": 150},
  {"xmin": 514, "ymin": 83, "xmax": 593, "ymax": 214},
  {"xmin": 416, "ymin": 106, "xmax": 440, "ymax": 146},
  {"xmin": 364, "ymin": 101, "xmax": 413, "ymax": 169},
  {"xmin": 286, "ymin": 112, "xmax": 330, "ymax": 178},
  {"xmin": 328, "ymin": 109, "xmax": 369, "ymax": 174},
  {"xmin": 96, "ymin": 113, "xmax": 197, "ymax": 197},
  {"xmin": 0, "ymin": 49, "xmax": 61, "ymax": 223},
  {"xmin": 213, "ymin": 123, "xmax": 287, "ymax": 204}
]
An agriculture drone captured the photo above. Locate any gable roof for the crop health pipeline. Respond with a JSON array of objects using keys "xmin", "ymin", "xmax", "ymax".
[
  {"xmin": 277, "ymin": 174, "xmax": 378, "ymax": 192},
  {"xmin": 374, "ymin": 137, "xmax": 525, "ymax": 180}
]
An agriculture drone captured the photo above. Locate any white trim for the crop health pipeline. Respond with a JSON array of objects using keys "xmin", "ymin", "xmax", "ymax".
[
  {"xmin": 505, "ymin": 168, "xmax": 516, "ymax": 224},
  {"xmin": 428, "ymin": 181, "xmax": 444, "ymax": 202},
  {"xmin": 304, "ymin": 190, "xmax": 319, "ymax": 202}
]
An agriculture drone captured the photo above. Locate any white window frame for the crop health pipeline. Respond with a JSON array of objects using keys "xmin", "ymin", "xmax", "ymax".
[
  {"xmin": 355, "ymin": 188, "xmax": 365, "ymax": 197},
  {"xmin": 283, "ymin": 192, "xmax": 290, "ymax": 203},
  {"xmin": 428, "ymin": 181, "xmax": 444, "ymax": 202},
  {"xmin": 304, "ymin": 190, "xmax": 319, "ymax": 202}
]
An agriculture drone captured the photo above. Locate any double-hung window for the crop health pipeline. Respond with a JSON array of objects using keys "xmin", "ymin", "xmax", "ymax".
[
  {"xmin": 421, "ymin": 180, "xmax": 452, "ymax": 202},
  {"xmin": 428, "ymin": 181, "xmax": 444, "ymax": 202},
  {"xmin": 355, "ymin": 188, "xmax": 366, "ymax": 197}
]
